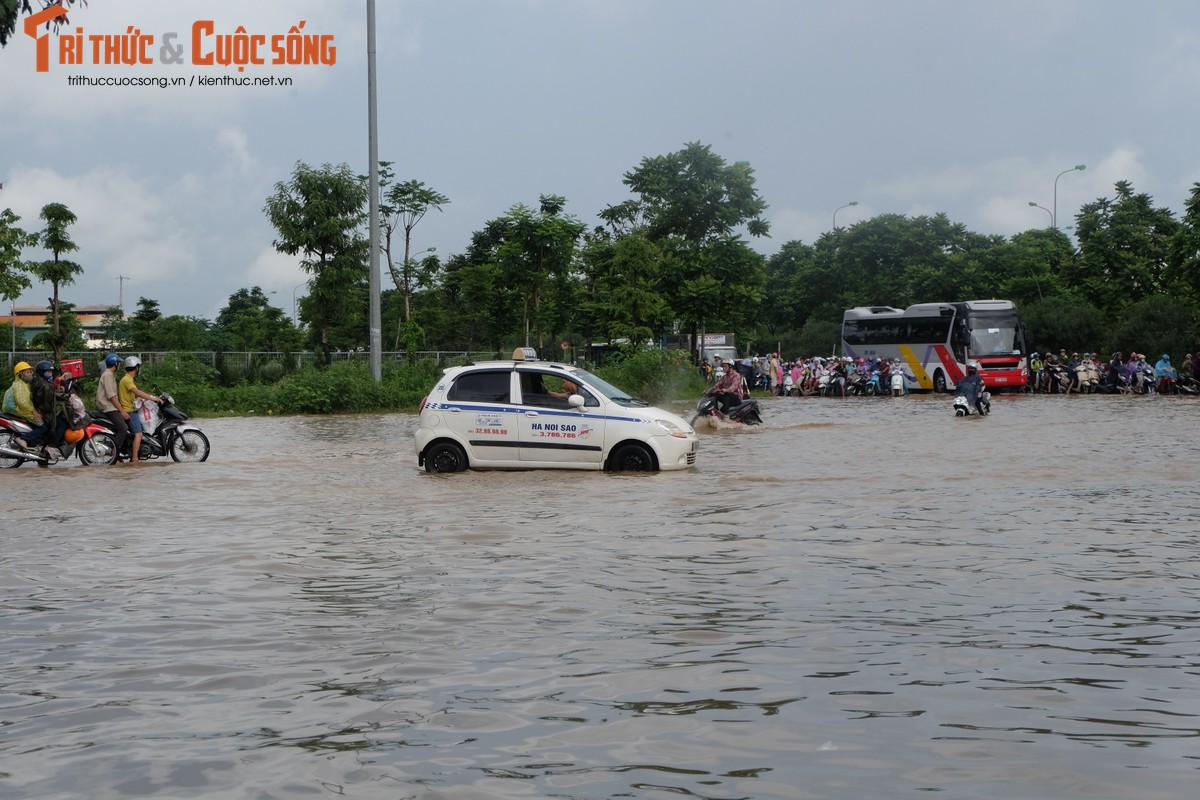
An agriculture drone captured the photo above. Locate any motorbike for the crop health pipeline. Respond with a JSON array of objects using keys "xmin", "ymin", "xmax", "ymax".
[
  {"xmin": 1177, "ymin": 375, "xmax": 1200, "ymax": 395},
  {"xmin": 693, "ymin": 392, "xmax": 763, "ymax": 426},
  {"xmin": 1, "ymin": 378, "xmax": 119, "ymax": 468},
  {"xmin": 1041, "ymin": 362, "xmax": 1069, "ymax": 393},
  {"xmin": 846, "ymin": 370, "xmax": 869, "ymax": 396},
  {"xmin": 89, "ymin": 389, "xmax": 210, "ymax": 462},
  {"xmin": 953, "ymin": 391, "xmax": 991, "ymax": 417}
]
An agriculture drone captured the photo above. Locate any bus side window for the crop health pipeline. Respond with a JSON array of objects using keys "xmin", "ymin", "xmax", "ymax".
[{"xmin": 953, "ymin": 319, "xmax": 970, "ymax": 362}]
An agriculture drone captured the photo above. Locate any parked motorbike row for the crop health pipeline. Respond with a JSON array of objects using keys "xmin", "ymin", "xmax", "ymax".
[
  {"xmin": 0, "ymin": 381, "xmax": 209, "ymax": 469},
  {"xmin": 1030, "ymin": 361, "xmax": 1200, "ymax": 395}
]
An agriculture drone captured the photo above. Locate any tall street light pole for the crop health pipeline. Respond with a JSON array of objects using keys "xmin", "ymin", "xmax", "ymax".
[
  {"xmin": 366, "ymin": 0, "xmax": 382, "ymax": 382},
  {"xmin": 1028, "ymin": 202, "xmax": 1052, "ymax": 228},
  {"xmin": 292, "ymin": 280, "xmax": 307, "ymax": 326},
  {"xmin": 1053, "ymin": 164, "xmax": 1085, "ymax": 230},
  {"xmin": 833, "ymin": 201, "xmax": 858, "ymax": 229}
]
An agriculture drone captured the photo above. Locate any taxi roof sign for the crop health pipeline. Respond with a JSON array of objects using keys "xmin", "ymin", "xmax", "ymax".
[{"xmin": 513, "ymin": 346, "xmax": 539, "ymax": 361}]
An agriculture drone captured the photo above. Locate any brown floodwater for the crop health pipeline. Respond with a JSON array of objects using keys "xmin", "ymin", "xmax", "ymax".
[{"xmin": 2, "ymin": 392, "xmax": 1197, "ymax": 799}]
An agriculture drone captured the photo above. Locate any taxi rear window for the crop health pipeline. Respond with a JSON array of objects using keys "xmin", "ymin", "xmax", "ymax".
[{"xmin": 448, "ymin": 370, "xmax": 511, "ymax": 403}]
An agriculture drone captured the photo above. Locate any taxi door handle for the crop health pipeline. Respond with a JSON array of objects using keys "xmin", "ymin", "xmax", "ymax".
[
  {"xmin": 448, "ymin": 407, "xmax": 461, "ymax": 412},
  {"xmin": 524, "ymin": 410, "xmax": 539, "ymax": 417}
]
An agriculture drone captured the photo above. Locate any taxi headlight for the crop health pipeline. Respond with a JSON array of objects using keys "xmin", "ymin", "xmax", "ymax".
[{"xmin": 655, "ymin": 419, "xmax": 691, "ymax": 438}]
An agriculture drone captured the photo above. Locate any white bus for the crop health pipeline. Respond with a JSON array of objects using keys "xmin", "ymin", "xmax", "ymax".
[{"xmin": 841, "ymin": 300, "xmax": 1029, "ymax": 392}]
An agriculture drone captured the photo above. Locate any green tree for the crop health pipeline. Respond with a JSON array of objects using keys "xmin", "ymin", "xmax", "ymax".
[
  {"xmin": 1072, "ymin": 180, "xmax": 1179, "ymax": 312},
  {"xmin": 215, "ymin": 286, "xmax": 303, "ymax": 351},
  {"xmin": 98, "ymin": 305, "xmax": 125, "ymax": 350},
  {"xmin": 0, "ymin": 321, "xmax": 24, "ymax": 350},
  {"xmin": 29, "ymin": 202, "xmax": 84, "ymax": 364},
  {"xmin": 1, "ymin": 208, "xmax": 35, "ymax": 302},
  {"xmin": 1166, "ymin": 181, "xmax": 1200, "ymax": 303},
  {"xmin": 264, "ymin": 162, "xmax": 369, "ymax": 365},
  {"xmin": 1107, "ymin": 294, "xmax": 1199, "ymax": 362},
  {"xmin": 29, "ymin": 299, "xmax": 86, "ymax": 352},
  {"xmin": 155, "ymin": 315, "xmax": 213, "ymax": 351},
  {"xmin": 830, "ymin": 213, "xmax": 1003, "ymax": 309},
  {"xmin": 378, "ymin": 165, "xmax": 449, "ymax": 325},
  {"xmin": 434, "ymin": 248, "xmax": 509, "ymax": 352},
  {"xmin": 579, "ymin": 230, "xmax": 669, "ymax": 352},
  {"xmin": 489, "ymin": 195, "xmax": 585, "ymax": 350},
  {"xmin": 1020, "ymin": 296, "xmax": 1106, "ymax": 355},
  {"xmin": 125, "ymin": 297, "xmax": 163, "ymax": 350},
  {"xmin": 603, "ymin": 142, "xmax": 770, "ymax": 357},
  {"xmin": 995, "ymin": 228, "xmax": 1077, "ymax": 306}
]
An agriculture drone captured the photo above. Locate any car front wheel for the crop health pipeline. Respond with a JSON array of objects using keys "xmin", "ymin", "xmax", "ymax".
[{"xmin": 608, "ymin": 443, "xmax": 655, "ymax": 472}]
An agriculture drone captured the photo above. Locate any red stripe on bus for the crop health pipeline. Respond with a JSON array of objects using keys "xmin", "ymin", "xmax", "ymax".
[{"xmin": 934, "ymin": 345, "xmax": 965, "ymax": 384}]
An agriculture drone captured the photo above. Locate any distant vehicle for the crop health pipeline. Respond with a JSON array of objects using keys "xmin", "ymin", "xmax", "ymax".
[
  {"xmin": 415, "ymin": 348, "xmax": 698, "ymax": 473},
  {"xmin": 841, "ymin": 300, "xmax": 1029, "ymax": 392}
]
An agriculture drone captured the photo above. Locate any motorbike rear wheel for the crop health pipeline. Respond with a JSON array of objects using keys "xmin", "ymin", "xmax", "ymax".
[
  {"xmin": 1, "ymin": 432, "xmax": 25, "ymax": 468},
  {"xmin": 170, "ymin": 429, "xmax": 210, "ymax": 462},
  {"xmin": 78, "ymin": 431, "xmax": 118, "ymax": 466}
]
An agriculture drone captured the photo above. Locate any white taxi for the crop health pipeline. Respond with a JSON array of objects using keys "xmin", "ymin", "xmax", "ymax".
[{"xmin": 415, "ymin": 349, "xmax": 698, "ymax": 472}]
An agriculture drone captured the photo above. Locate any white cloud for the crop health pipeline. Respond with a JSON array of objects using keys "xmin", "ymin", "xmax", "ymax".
[{"xmin": 216, "ymin": 127, "xmax": 256, "ymax": 173}]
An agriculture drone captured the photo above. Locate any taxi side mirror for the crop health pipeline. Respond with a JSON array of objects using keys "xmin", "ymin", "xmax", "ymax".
[{"xmin": 568, "ymin": 393, "xmax": 585, "ymax": 409}]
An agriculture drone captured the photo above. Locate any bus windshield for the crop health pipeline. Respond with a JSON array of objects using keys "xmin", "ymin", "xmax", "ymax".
[{"xmin": 965, "ymin": 313, "xmax": 1023, "ymax": 356}]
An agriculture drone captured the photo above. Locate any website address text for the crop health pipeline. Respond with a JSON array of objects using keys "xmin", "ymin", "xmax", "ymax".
[{"xmin": 67, "ymin": 74, "xmax": 295, "ymax": 88}]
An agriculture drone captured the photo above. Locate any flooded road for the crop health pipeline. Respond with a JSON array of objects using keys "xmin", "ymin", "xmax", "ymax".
[{"xmin": 2, "ymin": 393, "xmax": 1198, "ymax": 799}]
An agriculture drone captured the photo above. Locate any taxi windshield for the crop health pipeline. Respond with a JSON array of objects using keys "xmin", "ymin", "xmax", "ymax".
[{"xmin": 568, "ymin": 368, "xmax": 648, "ymax": 407}]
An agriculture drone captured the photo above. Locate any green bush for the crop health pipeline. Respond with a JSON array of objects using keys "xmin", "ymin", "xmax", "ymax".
[
  {"xmin": 594, "ymin": 348, "xmax": 706, "ymax": 404},
  {"xmin": 133, "ymin": 351, "xmax": 710, "ymax": 417}
]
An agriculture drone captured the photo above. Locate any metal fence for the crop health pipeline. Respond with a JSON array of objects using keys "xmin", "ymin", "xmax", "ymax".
[{"xmin": 5, "ymin": 350, "xmax": 503, "ymax": 379}]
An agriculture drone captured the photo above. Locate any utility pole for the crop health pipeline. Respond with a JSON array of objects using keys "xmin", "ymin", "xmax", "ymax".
[
  {"xmin": 118, "ymin": 275, "xmax": 129, "ymax": 311},
  {"xmin": 366, "ymin": 0, "xmax": 382, "ymax": 382}
]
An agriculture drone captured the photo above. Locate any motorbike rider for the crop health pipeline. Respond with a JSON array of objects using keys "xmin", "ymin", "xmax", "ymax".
[
  {"xmin": 706, "ymin": 360, "xmax": 748, "ymax": 415},
  {"xmin": 96, "ymin": 353, "xmax": 129, "ymax": 456},
  {"xmin": 119, "ymin": 356, "xmax": 160, "ymax": 464},
  {"xmin": 31, "ymin": 361, "xmax": 67, "ymax": 458},
  {"xmin": 957, "ymin": 365, "xmax": 988, "ymax": 414},
  {"xmin": 4, "ymin": 362, "xmax": 43, "ymax": 450},
  {"xmin": 1154, "ymin": 353, "xmax": 1178, "ymax": 393}
]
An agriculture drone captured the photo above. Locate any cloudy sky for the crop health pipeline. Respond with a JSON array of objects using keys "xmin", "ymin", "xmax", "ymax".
[{"xmin": 2, "ymin": 0, "xmax": 1198, "ymax": 320}]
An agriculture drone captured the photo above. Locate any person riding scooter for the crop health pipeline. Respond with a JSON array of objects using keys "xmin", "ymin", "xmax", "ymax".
[
  {"xmin": 956, "ymin": 365, "xmax": 989, "ymax": 415},
  {"xmin": 706, "ymin": 360, "xmax": 748, "ymax": 415}
]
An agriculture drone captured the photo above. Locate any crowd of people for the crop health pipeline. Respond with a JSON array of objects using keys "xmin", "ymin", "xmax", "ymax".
[
  {"xmin": 1028, "ymin": 351, "xmax": 1200, "ymax": 394},
  {"xmin": 698, "ymin": 349, "xmax": 1200, "ymax": 397},
  {"xmin": 701, "ymin": 352, "xmax": 906, "ymax": 397}
]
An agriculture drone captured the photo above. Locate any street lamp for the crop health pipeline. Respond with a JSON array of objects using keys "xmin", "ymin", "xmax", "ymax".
[
  {"xmin": 1028, "ymin": 201, "xmax": 1052, "ymax": 227},
  {"xmin": 292, "ymin": 280, "xmax": 308, "ymax": 326},
  {"xmin": 833, "ymin": 201, "xmax": 858, "ymax": 229},
  {"xmin": 1053, "ymin": 164, "xmax": 1085, "ymax": 229}
]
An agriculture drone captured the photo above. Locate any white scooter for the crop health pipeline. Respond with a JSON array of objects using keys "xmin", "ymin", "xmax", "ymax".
[{"xmin": 953, "ymin": 391, "xmax": 991, "ymax": 417}]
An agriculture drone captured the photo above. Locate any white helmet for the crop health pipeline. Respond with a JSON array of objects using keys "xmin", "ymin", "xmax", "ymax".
[{"xmin": 124, "ymin": 356, "xmax": 142, "ymax": 370}]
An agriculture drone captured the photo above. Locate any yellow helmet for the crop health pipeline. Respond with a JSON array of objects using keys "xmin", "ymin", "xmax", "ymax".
[{"xmin": 13, "ymin": 361, "xmax": 33, "ymax": 376}]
